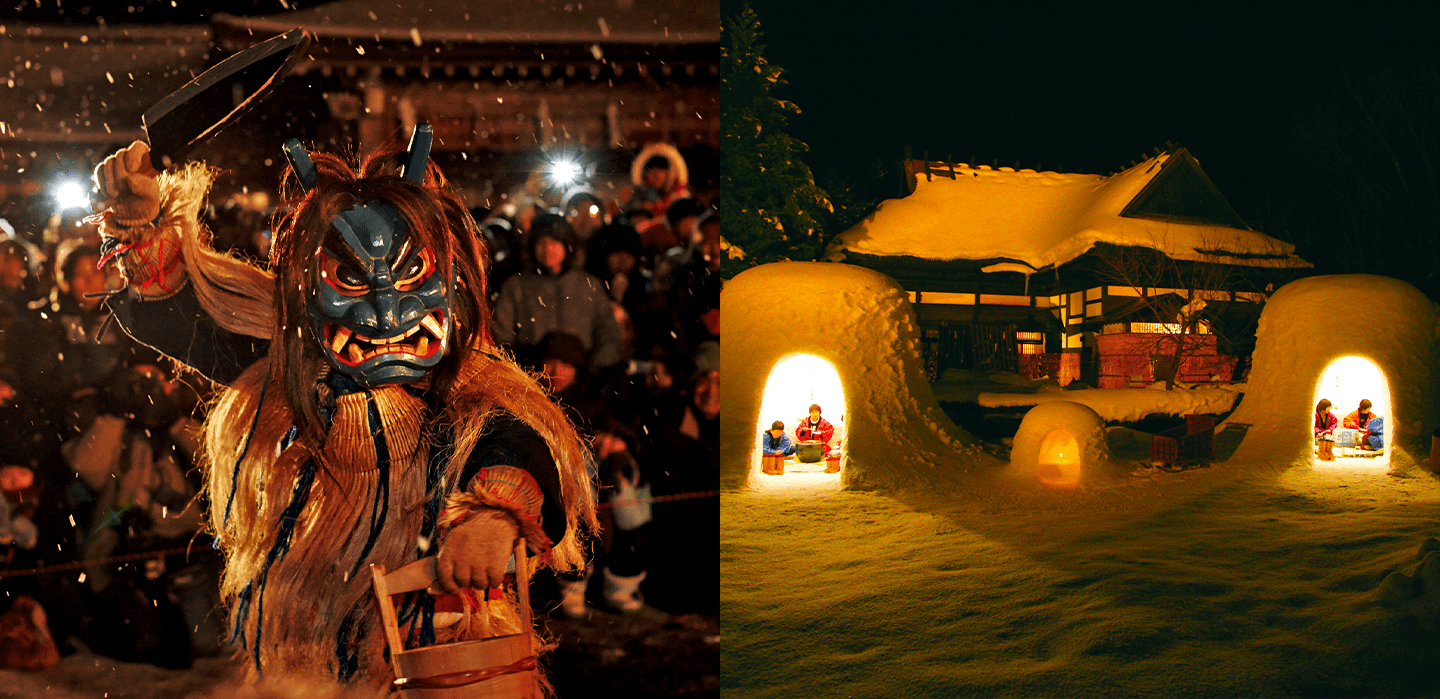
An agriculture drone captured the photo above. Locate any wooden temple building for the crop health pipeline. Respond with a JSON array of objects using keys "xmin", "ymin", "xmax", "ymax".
[{"xmin": 0, "ymin": 0, "xmax": 718, "ymax": 229}]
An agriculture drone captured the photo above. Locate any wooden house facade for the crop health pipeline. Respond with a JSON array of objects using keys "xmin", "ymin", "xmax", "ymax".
[{"xmin": 827, "ymin": 149, "xmax": 1311, "ymax": 387}]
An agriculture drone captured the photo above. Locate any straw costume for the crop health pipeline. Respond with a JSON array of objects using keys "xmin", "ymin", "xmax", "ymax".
[{"xmin": 91, "ymin": 126, "xmax": 596, "ymax": 691}]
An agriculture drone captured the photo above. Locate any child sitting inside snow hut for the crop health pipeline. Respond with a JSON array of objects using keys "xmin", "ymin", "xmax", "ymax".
[
  {"xmin": 795, "ymin": 405, "xmax": 842, "ymax": 473},
  {"xmin": 1315, "ymin": 399, "xmax": 1338, "ymax": 437},
  {"xmin": 1315, "ymin": 399, "xmax": 1338, "ymax": 460},
  {"xmin": 795, "ymin": 404, "xmax": 836, "ymax": 456},
  {"xmin": 761, "ymin": 421, "xmax": 796, "ymax": 475},
  {"xmin": 1339, "ymin": 399, "xmax": 1380, "ymax": 450},
  {"xmin": 1343, "ymin": 399, "xmax": 1376, "ymax": 432}
]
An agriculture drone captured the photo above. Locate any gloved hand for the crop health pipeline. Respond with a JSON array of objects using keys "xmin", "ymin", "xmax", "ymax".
[
  {"xmin": 435, "ymin": 508, "xmax": 521, "ymax": 595},
  {"xmin": 94, "ymin": 141, "xmax": 161, "ymax": 228},
  {"xmin": 93, "ymin": 142, "xmax": 184, "ymax": 295}
]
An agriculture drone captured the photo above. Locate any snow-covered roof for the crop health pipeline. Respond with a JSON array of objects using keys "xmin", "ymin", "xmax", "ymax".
[{"xmin": 829, "ymin": 150, "xmax": 1310, "ymax": 271}]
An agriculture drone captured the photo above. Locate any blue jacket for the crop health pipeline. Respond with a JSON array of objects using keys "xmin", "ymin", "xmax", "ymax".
[{"xmin": 762, "ymin": 431, "xmax": 796, "ymax": 456}]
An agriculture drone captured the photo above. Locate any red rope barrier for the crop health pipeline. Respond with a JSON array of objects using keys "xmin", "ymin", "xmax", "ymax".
[{"xmin": 0, "ymin": 543, "xmax": 215, "ymax": 580}]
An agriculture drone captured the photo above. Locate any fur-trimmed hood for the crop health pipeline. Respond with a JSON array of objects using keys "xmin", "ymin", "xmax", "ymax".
[{"xmin": 630, "ymin": 142, "xmax": 688, "ymax": 193}]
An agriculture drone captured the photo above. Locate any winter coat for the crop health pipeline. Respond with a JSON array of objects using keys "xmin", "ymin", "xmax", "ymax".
[
  {"xmin": 623, "ymin": 143, "xmax": 690, "ymax": 222},
  {"xmin": 1315, "ymin": 410, "xmax": 1338, "ymax": 435},
  {"xmin": 796, "ymin": 416, "xmax": 835, "ymax": 446},
  {"xmin": 761, "ymin": 431, "xmax": 796, "ymax": 456},
  {"xmin": 492, "ymin": 268, "xmax": 624, "ymax": 371},
  {"xmin": 1342, "ymin": 409, "xmax": 1374, "ymax": 431}
]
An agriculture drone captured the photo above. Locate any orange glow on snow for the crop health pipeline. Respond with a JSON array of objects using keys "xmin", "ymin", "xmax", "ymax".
[
  {"xmin": 1312, "ymin": 355, "xmax": 1391, "ymax": 467},
  {"xmin": 752, "ymin": 353, "xmax": 846, "ymax": 488},
  {"xmin": 1037, "ymin": 429, "xmax": 1081, "ymax": 486}
]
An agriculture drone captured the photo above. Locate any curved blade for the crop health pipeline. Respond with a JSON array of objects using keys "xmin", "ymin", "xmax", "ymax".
[{"xmin": 142, "ymin": 28, "xmax": 311, "ymax": 170}]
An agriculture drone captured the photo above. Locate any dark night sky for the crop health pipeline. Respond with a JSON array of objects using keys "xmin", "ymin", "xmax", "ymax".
[{"xmin": 732, "ymin": 1, "xmax": 1440, "ymax": 243}]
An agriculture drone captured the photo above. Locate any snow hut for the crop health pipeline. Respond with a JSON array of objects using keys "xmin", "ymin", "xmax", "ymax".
[
  {"xmin": 721, "ymin": 262, "xmax": 977, "ymax": 491},
  {"xmin": 1225, "ymin": 275, "xmax": 1440, "ymax": 467},
  {"xmin": 1009, "ymin": 401, "xmax": 1111, "ymax": 487}
]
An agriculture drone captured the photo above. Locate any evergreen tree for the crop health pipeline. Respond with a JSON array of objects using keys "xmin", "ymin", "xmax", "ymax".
[{"xmin": 720, "ymin": 5, "xmax": 833, "ymax": 277}]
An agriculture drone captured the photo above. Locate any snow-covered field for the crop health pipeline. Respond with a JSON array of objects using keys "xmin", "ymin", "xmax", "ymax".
[
  {"xmin": 721, "ymin": 265, "xmax": 1440, "ymax": 696},
  {"xmin": 721, "ymin": 460, "xmax": 1440, "ymax": 697}
]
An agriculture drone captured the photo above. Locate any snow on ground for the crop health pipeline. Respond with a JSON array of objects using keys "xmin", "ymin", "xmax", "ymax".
[
  {"xmin": 722, "ymin": 461, "xmax": 1440, "ymax": 697},
  {"xmin": 929, "ymin": 369, "xmax": 1056, "ymax": 404},
  {"xmin": 930, "ymin": 369, "xmax": 1242, "ymax": 423},
  {"xmin": 722, "ymin": 265, "xmax": 1440, "ymax": 696},
  {"xmin": 0, "ymin": 609, "xmax": 720, "ymax": 699}
]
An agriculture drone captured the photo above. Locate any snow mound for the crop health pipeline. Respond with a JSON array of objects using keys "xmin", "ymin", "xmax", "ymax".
[
  {"xmin": 721, "ymin": 262, "xmax": 997, "ymax": 491},
  {"xmin": 1009, "ymin": 401, "xmax": 1113, "ymax": 486},
  {"xmin": 980, "ymin": 386, "xmax": 1240, "ymax": 422},
  {"xmin": 1378, "ymin": 537, "xmax": 1440, "ymax": 623},
  {"xmin": 1225, "ymin": 274, "xmax": 1440, "ymax": 466}
]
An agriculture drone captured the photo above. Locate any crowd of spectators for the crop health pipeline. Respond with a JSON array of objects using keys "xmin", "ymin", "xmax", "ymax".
[
  {"xmin": 0, "ymin": 218, "xmax": 219, "ymax": 670},
  {"xmin": 0, "ymin": 141, "xmax": 719, "ymax": 669},
  {"xmin": 476, "ymin": 142, "xmax": 719, "ymax": 619}
]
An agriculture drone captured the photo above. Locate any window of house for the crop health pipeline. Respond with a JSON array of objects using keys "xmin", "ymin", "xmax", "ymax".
[
  {"xmin": 1017, "ymin": 332, "xmax": 1044, "ymax": 355},
  {"xmin": 1131, "ymin": 322, "xmax": 1183, "ymax": 334}
]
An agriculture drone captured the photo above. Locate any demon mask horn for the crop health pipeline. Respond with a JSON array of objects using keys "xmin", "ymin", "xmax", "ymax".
[
  {"xmin": 282, "ymin": 124, "xmax": 431, "ymax": 190},
  {"xmin": 282, "ymin": 138, "xmax": 318, "ymax": 190},
  {"xmin": 402, "ymin": 124, "xmax": 433, "ymax": 183}
]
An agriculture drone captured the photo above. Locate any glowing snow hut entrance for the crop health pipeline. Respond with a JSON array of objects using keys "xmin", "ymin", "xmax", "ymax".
[
  {"xmin": 1313, "ymin": 356, "xmax": 1391, "ymax": 466},
  {"xmin": 1036, "ymin": 430, "xmax": 1081, "ymax": 486},
  {"xmin": 754, "ymin": 353, "xmax": 846, "ymax": 482}
]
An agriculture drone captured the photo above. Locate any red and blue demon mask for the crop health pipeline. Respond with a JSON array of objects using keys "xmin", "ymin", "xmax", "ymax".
[{"xmin": 283, "ymin": 126, "xmax": 454, "ymax": 386}]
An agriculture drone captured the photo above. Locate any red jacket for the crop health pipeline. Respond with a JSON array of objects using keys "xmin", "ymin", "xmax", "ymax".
[
  {"xmin": 795, "ymin": 416, "xmax": 834, "ymax": 445},
  {"xmin": 1342, "ymin": 410, "xmax": 1373, "ymax": 431},
  {"xmin": 1315, "ymin": 410, "xmax": 1337, "ymax": 435}
]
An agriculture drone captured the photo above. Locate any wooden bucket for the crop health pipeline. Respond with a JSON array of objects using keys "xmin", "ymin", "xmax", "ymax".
[{"xmin": 371, "ymin": 540, "xmax": 541, "ymax": 698}]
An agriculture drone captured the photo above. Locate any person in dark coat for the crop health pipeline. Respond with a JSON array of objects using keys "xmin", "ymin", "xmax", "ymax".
[
  {"xmin": 537, "ymin": 331, "xmax": 607, "ymax": 434},
  {"xmin": 584, "ymin": 222, "xmax": 649, "ymax": 315},
  {"xmin": 493, "ymin": 214, "xmax": 623, "ymax": 372}
]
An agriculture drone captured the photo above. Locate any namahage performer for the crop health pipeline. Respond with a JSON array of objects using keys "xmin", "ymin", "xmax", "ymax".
[{"xmin": 90, "ymin": 125, "xmax": 596, "ymax": 690}]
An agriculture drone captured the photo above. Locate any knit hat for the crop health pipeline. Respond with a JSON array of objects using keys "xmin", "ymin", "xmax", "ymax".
[
  {"xmin": 665, "ymin": 197, "xmax": 706, "ymax": 227},
  {"xmin": 538, "ymin": 331, "xmax": 588, "ymax": 369}
]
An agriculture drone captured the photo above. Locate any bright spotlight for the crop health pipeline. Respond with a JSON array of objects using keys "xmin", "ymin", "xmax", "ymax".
[
  {"xmin": 550, "ymin": 160, "xmax": 580, "ymax": 186},
  {"xmin": 53, "ymin": 181, "xmax": 90, "ymax": 211}
]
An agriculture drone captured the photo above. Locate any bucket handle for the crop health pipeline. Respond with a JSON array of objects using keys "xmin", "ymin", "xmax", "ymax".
[{"xmin": 370, "ymin": 538, "xmax": 533, "ymax": 681}]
